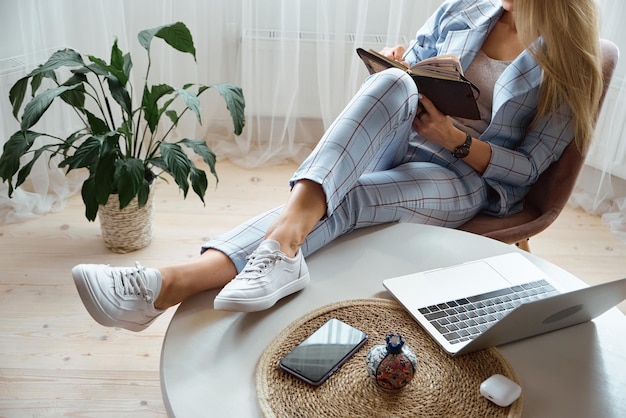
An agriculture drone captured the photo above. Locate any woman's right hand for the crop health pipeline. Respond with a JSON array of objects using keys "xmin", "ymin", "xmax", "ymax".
[{"xmin": 379, "ymin": 45, "xmax": 409, "ymax": 67}]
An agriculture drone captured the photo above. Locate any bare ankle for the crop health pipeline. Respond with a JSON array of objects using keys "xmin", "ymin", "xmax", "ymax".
[
  {"xmin": 266, "ymin": 235, "xmax": 300, "ymax": 258},
  {"xmin": 265, "ymin": 224, "xmax": 302, "ymax": 258},
  {"xmin": 153, "ymin": 252, "xmax": 239, "ymax": 310},
  {"xmin": 153, "ymin": 270, "xmax": 179, "ymax": 310},
  {"xmin": 263, "ymin": 179, "xmax": 326, "ymax": 257}
]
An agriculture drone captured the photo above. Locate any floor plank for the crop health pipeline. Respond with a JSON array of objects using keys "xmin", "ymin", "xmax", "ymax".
[{"xmin": 1, "ymin": 160, "xmax": 624, "ymax": 417}]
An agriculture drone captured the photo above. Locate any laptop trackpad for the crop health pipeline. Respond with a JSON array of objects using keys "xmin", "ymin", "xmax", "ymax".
[
  {"xmin": 417, "ymin": 261, "xmax": 510, "ymax": 304},
  {"xmin": 385, "ymin": 256, "xmax": 544, "ymax": 309},
  {"xmin": 383, "ymin": 253, "xmax": 551, "ymax": 310}
]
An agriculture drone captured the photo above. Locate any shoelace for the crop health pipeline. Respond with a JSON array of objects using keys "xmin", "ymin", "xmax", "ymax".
[
  {"xmin": 116, "ymin": 262, "xmax": 153, "ymax": 302},
  {"xmin": 238, "ymin": 250, "xmax": 286, "ymax": 279}
]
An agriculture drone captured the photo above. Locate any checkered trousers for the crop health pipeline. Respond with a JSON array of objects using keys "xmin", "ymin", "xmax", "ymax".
[{"xmin": 202, "ymin": 68, "xmax": 489, "ymax": 272}]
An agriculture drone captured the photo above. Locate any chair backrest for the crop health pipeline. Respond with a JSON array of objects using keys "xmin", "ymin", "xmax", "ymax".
[
  {"xmin": 459, "ymin": 38, "xmax": 619, "ymax": 244},
  {"xmin": 526, "ymin": 38, "xmax": 619, "ymax": 215}
]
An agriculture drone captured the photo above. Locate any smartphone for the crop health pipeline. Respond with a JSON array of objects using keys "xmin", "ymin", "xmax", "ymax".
[{"xmin": 279, "ymin": 318, "xmax": 368, "ymax": 386}]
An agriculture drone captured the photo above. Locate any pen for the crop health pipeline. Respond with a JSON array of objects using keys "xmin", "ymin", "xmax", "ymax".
[{"xmin": 402, "ymin": 40, "xmax": 416, "ymax": 60}]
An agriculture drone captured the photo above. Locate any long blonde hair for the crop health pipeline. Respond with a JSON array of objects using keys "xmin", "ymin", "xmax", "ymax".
[{"xmin": 515, "ymin": 0, "xmax": 603, "ymax": 152}]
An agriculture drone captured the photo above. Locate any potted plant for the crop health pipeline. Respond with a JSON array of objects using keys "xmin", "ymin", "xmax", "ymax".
[{"xmin": 0, "ymin": 22, "xmax": 245, "ymax": 252}]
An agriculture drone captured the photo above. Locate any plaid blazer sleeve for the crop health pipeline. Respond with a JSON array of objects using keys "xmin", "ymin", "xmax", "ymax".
[{"xmin": 480, "ymin": 49, "xmax": 575, "ymax": 216}]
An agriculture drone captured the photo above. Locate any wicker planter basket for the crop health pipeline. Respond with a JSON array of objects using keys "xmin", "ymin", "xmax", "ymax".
[{"xmin": 98, "ymin": 184, "xmax": 155, "ymax": 253}]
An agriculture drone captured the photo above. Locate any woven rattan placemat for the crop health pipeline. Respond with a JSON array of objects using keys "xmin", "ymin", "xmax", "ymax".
[{"xmin": 256, "ymin": 298, "xmax": 522, "ymax": 418}]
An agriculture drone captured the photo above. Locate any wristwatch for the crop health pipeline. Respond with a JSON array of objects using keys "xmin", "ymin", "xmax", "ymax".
[{"xmin": 451, "ymin": 133, "xmax": 472, "ymax": 159}]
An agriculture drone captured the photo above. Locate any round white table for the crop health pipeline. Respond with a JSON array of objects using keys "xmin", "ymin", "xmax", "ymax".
[{"xmin": 160, "ymin": 223, "xmax": 626, "ymax": 417}]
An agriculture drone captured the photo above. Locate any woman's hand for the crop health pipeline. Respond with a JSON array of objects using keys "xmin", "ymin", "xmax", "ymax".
[
  {"xmin": 379, "ymin": 45, "xmax": 409, "ymax": 68},
  {"xmin": 414, "ymin": 94, "xmax": 492, "ymax": 173},
  {"xmin": 412, "ymin": 95, "xmax": 464, "ymax": 149}
]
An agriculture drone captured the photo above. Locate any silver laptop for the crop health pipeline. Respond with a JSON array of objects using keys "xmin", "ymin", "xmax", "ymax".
[{"xmin": 383, "ymin": 252, "xmax": 626, "ymax": 356}]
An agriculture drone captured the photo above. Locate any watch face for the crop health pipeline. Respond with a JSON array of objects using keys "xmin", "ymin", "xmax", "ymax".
[
  {"xmin": 453, "ymin": 146, "xmax": 470, "ymax": 158},
  {"xmin": 452, "ymin": 135, "xmax": 472, "ymax": 158}
]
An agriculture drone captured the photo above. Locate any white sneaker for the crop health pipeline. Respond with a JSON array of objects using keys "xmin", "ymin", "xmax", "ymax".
[
  {"xmin": 214, "ymin": 240, "xmax": 310, "ymax": 312},
  {"xmin": 72, "ymin": 262, "xmax": 164, "ymax": 332}
]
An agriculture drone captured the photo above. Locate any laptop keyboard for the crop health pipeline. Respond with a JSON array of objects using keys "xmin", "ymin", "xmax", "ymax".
[{"xmin": 417, "ymin": 279, "xmax": 560, "ymax": 345}]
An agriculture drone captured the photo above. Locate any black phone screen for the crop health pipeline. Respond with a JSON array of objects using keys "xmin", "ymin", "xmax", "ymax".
[{"xmin": 279, "ymin": 318, "xmax": 368, "ymax": 385}]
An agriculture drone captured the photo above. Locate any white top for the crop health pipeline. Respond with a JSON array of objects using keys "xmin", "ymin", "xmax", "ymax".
[{"xmin": 453, "ymin": 50, "xmax": 511, "ymax": 138}]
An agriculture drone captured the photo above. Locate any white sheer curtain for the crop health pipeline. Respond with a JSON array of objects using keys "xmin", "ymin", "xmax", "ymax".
[
  {"xmin": 569, "ymin": 0, "xmax": 626, "ymax": 243},
  {"xmin": 213, "ymin": 0, "xmax": 444, "ymax": 167},
  {"xmin": 0, "ymin": 0, "xmax": 443, "ymax": 223}
]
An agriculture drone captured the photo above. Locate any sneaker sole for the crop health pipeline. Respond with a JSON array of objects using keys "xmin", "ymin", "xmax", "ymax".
[
  {"xmin": 213, "ymin": 272, "xmax": 311, "ymax": 312},
  {"xmin": 71, "ymin": 266, "xmax": 153, "ymax": 332}
]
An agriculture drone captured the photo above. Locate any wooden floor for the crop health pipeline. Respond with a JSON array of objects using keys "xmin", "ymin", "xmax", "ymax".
[{"xmin": 1, "ymin": 160, "xmax": 625, "ymax": 417}]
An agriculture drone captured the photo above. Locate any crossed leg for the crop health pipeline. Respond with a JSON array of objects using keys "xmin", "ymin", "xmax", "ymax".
[{"xmin": 154, "ymin": 179, "xmax": 327, "ymax": 310}]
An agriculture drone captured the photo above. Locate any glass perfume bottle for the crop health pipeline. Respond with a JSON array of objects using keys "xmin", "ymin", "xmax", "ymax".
[{"xmin": 366, "ymin": 333, "xmax": 418, "ymax": 391}]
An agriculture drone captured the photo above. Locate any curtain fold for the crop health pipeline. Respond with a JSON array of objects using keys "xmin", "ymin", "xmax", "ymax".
[
  {"xmin": 2, "ymin": 0, "xmax": 625, "ymax": 245},
  {"xmin": 214, "ymin": 0, "xmax": 444, "ymax": 168}
]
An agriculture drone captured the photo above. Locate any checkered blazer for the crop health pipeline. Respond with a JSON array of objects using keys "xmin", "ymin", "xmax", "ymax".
[{"xmin": 405, "ymin": 0, "xmax": 575, "ymax": 216}]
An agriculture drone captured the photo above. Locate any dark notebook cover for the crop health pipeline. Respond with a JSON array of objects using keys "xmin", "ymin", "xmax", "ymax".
[{"xmin": 357, "ymin": 48, "xmax": 480, "ymax": 120}]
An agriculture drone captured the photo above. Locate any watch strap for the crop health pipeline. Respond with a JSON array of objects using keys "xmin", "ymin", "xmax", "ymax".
[{"xmin": 452, "ymin": 133, "xmax": 472, "ymax": 159}]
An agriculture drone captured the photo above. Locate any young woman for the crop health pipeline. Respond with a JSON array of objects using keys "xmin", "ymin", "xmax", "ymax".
[{"xmin": 72, "ymin": 0, "xmax": 603, "ymax": 331}]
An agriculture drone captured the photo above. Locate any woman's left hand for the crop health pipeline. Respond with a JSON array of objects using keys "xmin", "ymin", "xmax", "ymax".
[
  {"xmin": 414, "ymin": 94, "xmax": 492, "ymax": 173},
  {"xmin": 412, "ymin": 94, "xmax": 467, "ymax": 150}
]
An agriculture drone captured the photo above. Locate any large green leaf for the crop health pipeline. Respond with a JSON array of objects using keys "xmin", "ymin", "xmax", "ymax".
[
  {"xmin": 109, "ymin": 39, "xmax": 129, "ymax": 86},
  {"xmin": 16, "ymin": 144, "xmax": 58, "ymax": 190},
  {"xmin": 10, "ymin": 50, "xmax": 84, "ymax": 117},
  {"xmin": 212, "ymin": 83, "xmax": 246, "ymax": 135},
  {"xmin": 159, "ymin": 141, "xmax": 191, "ymax": 196},
  {"xmin": 93, "ymin": 152, "xmax": 117, "ymax": 205},
  {"xmin": 34, "ymin": 49, "xmax": 85, "ymax": 74},
  {"xmin": 189, "ymin": 166, "xmax": 208, "ymax": 204},
  {"xmin": 87, "ymin": 55, "xmax": 111, "ymax": 76},
  {"xmin": 20, "ymin": 84, "xmax": 83, "ymax": 131},
  {"xmin": 165, "ymin": 109, "xmax": 178, "ymax": 125},
  {"xmin": 72, "ymin": 63, "xmax": 109, "ymax": 77},
  {"xmin": 160, "ymin": 97, "xmax": 178, "ymax": 127},
  {"xmin": 138, "ymin": 26, "xmax": 160, "ymax": 51},
  {"xmin": 30, "ymin": 70, "xmax": 57, "ymax": 98},
  {"xmin": 178, "ymin": 138, "xmax": 217, "ymax": 182},
  {"xmin": 59, "ymin": 130, "xmax": 89, "ymax": 159},
  {"xmin": 85, "ymin": 110, "xmax": 109, "ymax": 135},
  {"xmin": 11, "ymin": 49, "xmax": 85, "ymax": 117},
  {"xmin": 138, "ymin": 22, "xmax": 196, "ymax": 61},
  {"xmin": 114, "ymin": 158, "xmax": 145, "ymax": 209},
  {"xmin": 9, "ymin": 77, "xmax": 29, "ymax": 119},
  {"xmin": 106, "ymin": 75, "xmax": 132, "ymax": 115},
  {"xmin": 0, "ymin": 131, "xmax": 50, "ymax": 196},
  {"xmin": 0, "ymin": 131, "xmax": 42, "ymax": 186},
  {"xmin": 123, "ymin": 53, "xmax": 132, "ymax": 81},
  {"xmin": 61, "ymin": 136, "xmax": 102, "ymax": 171},
  {"xmin": 142, "ymin": 84, "xmax": 175, "ymax": 133},
  {"xmin": 59, "ymin": 73, "xmax": 87, "ymax": 108},
  {"xmin": 155, "ymin": 22, "xmax": 196, "ymax": 60},
  {"xmin": 81, "ymin": 175, "xmax": 99, "ymax": 221},
  {"xmin": 137, "ymin": 179, "xmax": 151, "ymax": 207},
  {"xmin": 100, "ymin": 132, "xmax": 123, "ymax": 156},
  {"xmin": 175, "ymin": 88, "xmax": 201, "ymax": 123},
  {"xmin": 147, "ymin": 156, "xmax": 167, "ymax": 173},
  {"xmin": 84, "ymin": 42, "xmax": 130, "ymax": 88},
  {"xmin": 88, "ymin": 55, "xmax": 133, "ymax": 116}
]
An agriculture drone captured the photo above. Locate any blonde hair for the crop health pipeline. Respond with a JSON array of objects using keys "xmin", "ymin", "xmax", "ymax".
[{"xmin": 515, "ymin": 0, "xmax": 603, "ymax": 152}]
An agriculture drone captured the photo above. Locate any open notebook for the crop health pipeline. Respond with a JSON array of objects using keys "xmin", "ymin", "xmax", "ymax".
[
  {"xmin": 383, "ymin": 252, "xmax": 626, "ymax": 356},
  {"xmin": 356, "ymin": 47, "xmax": 480, "ymax": 119}
]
